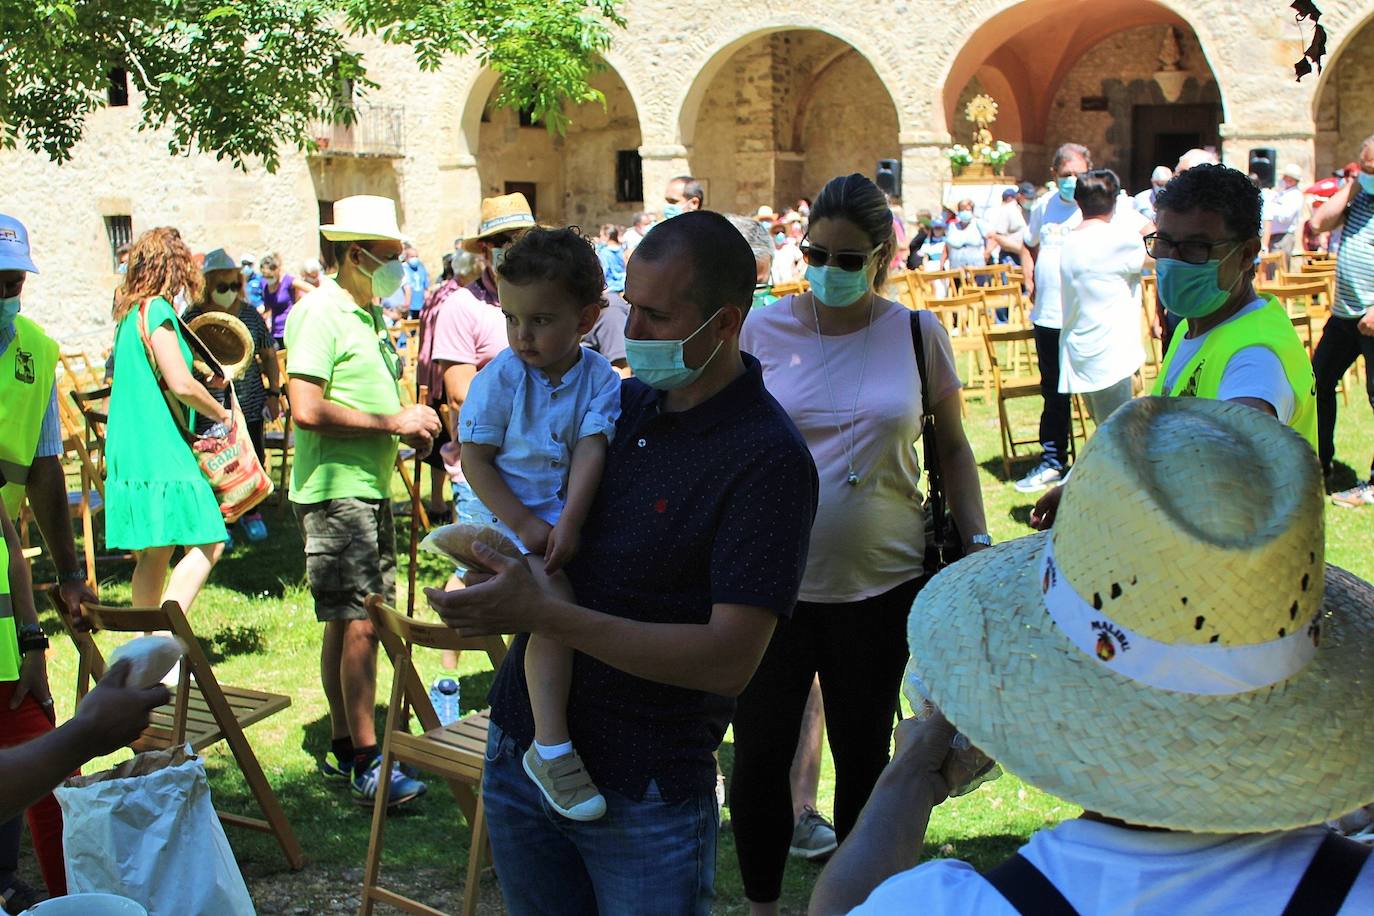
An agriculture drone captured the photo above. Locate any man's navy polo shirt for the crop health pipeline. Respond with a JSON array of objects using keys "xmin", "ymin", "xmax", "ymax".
[{"xmin": 488, "ymin": 353, "xmax": 818, "ymax": 803}]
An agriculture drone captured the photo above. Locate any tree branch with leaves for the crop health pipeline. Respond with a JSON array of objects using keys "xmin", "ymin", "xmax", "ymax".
[{"xmin": 0, "ymin": 0, "xmax": 624, "ymax": 171}]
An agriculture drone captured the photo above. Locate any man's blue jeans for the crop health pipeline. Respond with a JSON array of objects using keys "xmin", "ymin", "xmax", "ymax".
[{"xmin": 482, "ymin": 722, "xmax": 718, "ymax": 915}]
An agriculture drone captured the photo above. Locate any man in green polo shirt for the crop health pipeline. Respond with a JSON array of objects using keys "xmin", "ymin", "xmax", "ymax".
[{"xmin": 285, "ymin": 195, "xmax": 441, "ymax": 808}]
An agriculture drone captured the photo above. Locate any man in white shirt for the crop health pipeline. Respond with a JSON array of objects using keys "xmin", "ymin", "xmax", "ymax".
[
  {"xmin": 621, "ymin": 212, "xmax": 654, "ymax": 256},
  {"xmin": 811, "ymin": 397, "xmax": 1374, "ymax": 916},
  {"xmin": 1014, "ymin": 143, "xmax": 1090, "ymax": 492},
  {"xmin": 1263, "ymin": 163, "xmax": 1306, "ymax": 262},
  {"xmin": 1133, "ymin": 165, "xmax": 1172, "ymax": 222}
]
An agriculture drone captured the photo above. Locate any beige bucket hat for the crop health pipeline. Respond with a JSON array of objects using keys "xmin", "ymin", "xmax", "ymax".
[
  {"xmin": 905, "ymin": 397, "xmax": 1374, "ymax": 833},
  {"xmin": 319, "ymin": 195, "xmax": 404, "ymax": 242},
  {"xmin": 461, "ymin": 193, "xmax": 536, "ymax": 251}
]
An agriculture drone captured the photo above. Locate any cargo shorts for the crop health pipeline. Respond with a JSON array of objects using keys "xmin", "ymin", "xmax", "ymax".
[{"xmin": 293, "ymin": 497, "xmax": 396, "ymax": 622}]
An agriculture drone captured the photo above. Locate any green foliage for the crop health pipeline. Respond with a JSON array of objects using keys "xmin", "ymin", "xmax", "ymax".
[{"xmin": 0, "ymin": 0, "xmax": 623, "ymax": 170}]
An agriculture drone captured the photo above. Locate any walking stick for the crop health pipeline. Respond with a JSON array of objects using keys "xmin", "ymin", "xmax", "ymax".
[{"xmin": 407, "ymin": 381, "xmax": 429, "ymax": 618}]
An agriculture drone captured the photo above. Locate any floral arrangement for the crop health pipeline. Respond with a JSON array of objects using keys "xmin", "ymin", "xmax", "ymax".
[
  {"xmin": 944, "ymin": 144, "xmax": 973, "ymax": 168},
  {"xmin": 980, "ymin": 140, "xmax": 1016, "ymax": 168}
]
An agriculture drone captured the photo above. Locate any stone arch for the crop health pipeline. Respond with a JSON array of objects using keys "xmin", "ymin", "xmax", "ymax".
[
  {"xmin": 677, "ymin": 23, "xmax": 908, "ymax": 149},
  {"xmin": 678, "ymin": 29, "xmax": 901, "ymax": 213},
  {"xmin": 941, "ymin": 0, "xmax": 1226, "ymax": 187},
  {"xmin": 461, "ymin": 58, "xmax": 646, "ymax": 227},
  {"xmin": 1313, "ymin": 3, "xmax": 1374, "ymax": 177}
]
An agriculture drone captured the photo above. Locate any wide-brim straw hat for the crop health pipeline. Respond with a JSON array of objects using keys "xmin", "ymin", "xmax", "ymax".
[
  {"xmin": 186, "ymin": 311, "xmax": 255, "ymax": 380},
  {"xmin": 462, "ymin": 193, "xmax": 536, "ymax": 251},
  {"xmin": 905, "ymin": 397, "xmax": 1374, "ymax": 833},
  {"xmin": 319, "ymin": 195, "xmax": 404, "ymax": 242}
]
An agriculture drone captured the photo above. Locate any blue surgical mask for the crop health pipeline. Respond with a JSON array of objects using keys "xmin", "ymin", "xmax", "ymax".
[
  {"xmin": 1358, "ymin": 173, "xmax": 1374, "ymax": 195},
  {"xmin": 1057, "ymin": 176, "xmax": 1078, "ymax": 202},
  {"xmin": 1156, "ymin": 246, "xmax": 1242, "ymax": 319},
  {"xmin": 0, "ymin": 296, "xmax": 19, "ymax": 328},
  {"xmin": 663, "ymin": 204, "xmax": 684, "ymax": 221},
  {"xmin": 624, "ymin": 309, "xmax": 723, "ymax": 390},
  {"xmin": 358, "ymin": 247, "xmax": 406, "ymax": 299},
  {"xmin": 957, "ymin": 210, "xmax": 974, "ymax": 225},
  {"xmin": 407, "ymin": 256, "xmax": 421, "ymax": 269},
  {"xmin": 805, "ymin": 264, "xmax": 871, "ymax": 308}
]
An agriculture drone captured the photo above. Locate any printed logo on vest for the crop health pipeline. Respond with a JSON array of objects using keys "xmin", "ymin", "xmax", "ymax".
[
  {"xmin": 14, "ymin": 347, "xmax": 34, "ymax": 384},
  {"xmin": 1178, "ymin": 361, "xmax": 1204, "ymax": 398}
]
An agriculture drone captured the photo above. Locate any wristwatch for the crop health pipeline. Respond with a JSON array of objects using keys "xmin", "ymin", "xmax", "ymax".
[
  {"xmin": 967, "ymin": 534, "xmax": 994, "ymax": 548},
  {"xmin": 17, "ymin": 623, "xmax": 48, "ymax": 654},
  {"xmin": 57, "ymin": 569, "xmax": 88, "ymax": 586}
]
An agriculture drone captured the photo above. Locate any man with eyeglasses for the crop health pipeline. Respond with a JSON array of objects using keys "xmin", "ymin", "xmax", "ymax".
[
  {"xmin": 1028, "ymin": 164, "xmax": 1315, "ymax": 531},
  {"xmin": 284, "ymin": 195, "xmax": 442, "ymax": 808}
]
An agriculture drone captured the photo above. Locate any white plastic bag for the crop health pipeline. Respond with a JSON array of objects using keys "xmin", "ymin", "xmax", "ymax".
[{"xmin": 54, "ymin": 745, "xmax": 255, "ymax": 916}]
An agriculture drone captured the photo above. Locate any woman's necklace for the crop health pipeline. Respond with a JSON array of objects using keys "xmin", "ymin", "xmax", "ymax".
[{"xmin": 810, "ymin": 292, "xmax": 875, "ymax": 487}]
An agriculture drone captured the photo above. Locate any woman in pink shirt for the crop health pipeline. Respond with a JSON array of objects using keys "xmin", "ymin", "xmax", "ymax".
[{"xmin": 732, "ymin": 173, "xmax": 990, "ymax": 914}]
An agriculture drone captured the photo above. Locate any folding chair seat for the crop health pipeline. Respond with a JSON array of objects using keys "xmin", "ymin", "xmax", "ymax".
[
  {"xmin": 54, "ymin": 597, "xmax": 304, "ymax": 869},
  {"xmin": 983, "ymin": 327, "xmax": 1088, "ymax": 478},
  {"xmin": 360, "ymin": 595, "xmax": 509, "ymax": 916}
]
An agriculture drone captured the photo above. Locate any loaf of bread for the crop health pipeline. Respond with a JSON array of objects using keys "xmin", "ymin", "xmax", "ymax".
[
  {"xmin": 420, "ymin": 523, "xmax": 522, "ymax": 572},
  {"xmin": 109, "ymin": 635, "xmax": 187, "ymax": 688}
]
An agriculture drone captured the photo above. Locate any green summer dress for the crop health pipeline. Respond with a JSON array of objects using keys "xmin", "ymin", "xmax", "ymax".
[{"xmin": 105, "ymin": 296, "xmax": 227, "ymax": 549}]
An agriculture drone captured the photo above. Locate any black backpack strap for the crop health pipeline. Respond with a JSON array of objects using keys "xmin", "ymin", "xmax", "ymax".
[
  {"xmin": 983, "ymin": 854, "xmax": 1079, "ymax": 916},
  {"xmin": 1281, "ymin": 832, "xmax": 1373, "ymax": 916}
]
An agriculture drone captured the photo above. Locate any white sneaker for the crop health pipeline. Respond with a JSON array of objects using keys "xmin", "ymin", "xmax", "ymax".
[{"xmin": 1014, "ymin": 462, "xmax": 1064, "ymax": 493}]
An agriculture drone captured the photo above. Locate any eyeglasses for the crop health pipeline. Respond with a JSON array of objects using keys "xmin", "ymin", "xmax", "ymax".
[
  {"xmin": 214, "ymin": 282, "xmax": 242, "ymax": 294},
  {"xmin": 1143, "ymin": 233, "xmax": 1240, "ymax": 265},
  {"xmin": 800, "ymin": 243, "xmax": 877, "ymax": 272}
]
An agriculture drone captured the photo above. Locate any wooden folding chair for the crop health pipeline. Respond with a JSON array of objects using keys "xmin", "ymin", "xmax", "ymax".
[
  {"xmin": 983, "ymin": 327, "xmax": 1087, "ymax": 478},
  {"xmin": 964, "ymin": 264, "xmax": 1013, "ymax": 287},
  {"xmin": 1139, "ymin": 275, "xmax": 1162, "ymax": 380},
  {"xmin": 922, "ymin": 291, "xmax": 986, "ymax": 411},
  {"xmin": 55, "ymin": 597, "xmax": 304, "ymax": 869},
  {"xmin": 913, "ymin": 268, "xmax": 962, "ymax": 299},
  {"xmin": 1258, "ymin": 251, "xmax": 1284, "ymax": 283},
  {"xmin": 768, "ymin": 278, "xmax": 809, "ymax": 298},
  {"xmin": 360, "ymin": 595, "xmax": 509, "ymax": 916},
  {"xmin": 882, "ymin": 271, "xmax": 924, "ymax": 311}
]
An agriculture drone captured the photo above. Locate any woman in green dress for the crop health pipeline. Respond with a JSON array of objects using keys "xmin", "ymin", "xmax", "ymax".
[{"xmin": 106, "ymin": 227, "xmax": 232, "ymax": 614}]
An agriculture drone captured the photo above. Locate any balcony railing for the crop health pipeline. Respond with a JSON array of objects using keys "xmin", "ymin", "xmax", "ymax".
[{"xmin": 309, "ymin": 104, "xmax": 405, "ymax": 158}]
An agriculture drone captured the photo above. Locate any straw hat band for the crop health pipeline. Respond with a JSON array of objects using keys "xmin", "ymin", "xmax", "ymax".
[
  {"xmin": 1041, "ymin": 540, "xmax": 1319, "ymax": 696},
  {"xmin": 478, "ymin": 211, "xmax": 536, "ymax": 235}
]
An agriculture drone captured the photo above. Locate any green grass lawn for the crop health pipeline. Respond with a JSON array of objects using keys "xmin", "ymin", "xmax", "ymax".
[{"xmin": 29, "ymin": 388, "xmax": 1374, "ymax": 913}]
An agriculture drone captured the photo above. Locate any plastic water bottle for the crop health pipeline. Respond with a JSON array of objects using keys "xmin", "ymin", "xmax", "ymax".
[{"xmin": 429, "ymin": 678, "xmax": 461, "ymax": 726}]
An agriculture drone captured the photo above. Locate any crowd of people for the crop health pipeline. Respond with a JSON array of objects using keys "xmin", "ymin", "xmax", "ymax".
[{"xmin": 1, "ymin": 127, "xmax": 1373, "ymax": 912}]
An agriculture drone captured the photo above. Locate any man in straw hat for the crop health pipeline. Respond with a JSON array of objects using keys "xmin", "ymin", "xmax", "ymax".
[
  {"xmin": 812, "ymin": 397, "xmax": 1374, "ymax": 914},
  {"xmin": 462, "ymin": 192, "xmax": 536, "ymax": 307},
  {"xmin": 285, "ymin": 195, "xmax": 442, "ymax": 808}
]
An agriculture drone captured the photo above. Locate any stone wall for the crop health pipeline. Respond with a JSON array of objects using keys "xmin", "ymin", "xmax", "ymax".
[
  {"xmin": 1042, "ymin": 25, "xmax": 1220, "ymax": 191},
  {"xmin": 798, "ymin": 51, "xmax": 901, "ymax": 201},
  {"xmin": 1315, "ymin": 16, "xmax": 1374, "ymax": 178}
]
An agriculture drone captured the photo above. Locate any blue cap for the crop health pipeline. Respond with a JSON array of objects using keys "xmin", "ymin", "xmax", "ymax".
[
  {"xmin": 0, "ymin": 214, "xmax": 38, "ymax": 273},
  {"xmin": 201, "ymin": 248, "xmax": 238, "ymax": 273}
]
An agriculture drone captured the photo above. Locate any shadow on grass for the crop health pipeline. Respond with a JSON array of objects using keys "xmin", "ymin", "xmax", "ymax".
[
  {"xmin": 1327, "ymin": 460, "xmax": 1359, "ymax": 494},
  {"xmin": 202, "ymin": 624, "xmax": 267, "ymax": 664},
  {"xmin": 1008, "ymin": 504, "xmax": 1034, "ymax": 528},
  {"xmin": 920, "ymin": 832, "xmax": 1026, "ymax": 871}
]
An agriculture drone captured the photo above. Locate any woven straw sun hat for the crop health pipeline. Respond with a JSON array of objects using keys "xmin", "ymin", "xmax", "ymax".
[
  {"xmin": 905, "ymin": 397, "xmax": 1374, "ymax": 833},
  {"xmin": 319, "ymin": 195, "xmax": 403, "ymax": 242},
  {"xmin": 461, "ymin": 193, "xmax": 536, "ymax": 251},
  {"xmin": 186, "ymin": 311, "xmax": 255, "ymax": 380}
]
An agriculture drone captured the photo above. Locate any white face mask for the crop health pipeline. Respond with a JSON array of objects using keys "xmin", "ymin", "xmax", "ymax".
[
  {"xmin": 358, "ymin": 246, "xmax": 406, "ymax": 299},
  {"xmin": 211, "ymin": 289, "xmax": 238, "ymax": 309}
]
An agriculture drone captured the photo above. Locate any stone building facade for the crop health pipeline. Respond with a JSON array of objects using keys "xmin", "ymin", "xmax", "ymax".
[{"xmin": 3, "ymin": 0, "xmax": 1373, "ymax": 341}]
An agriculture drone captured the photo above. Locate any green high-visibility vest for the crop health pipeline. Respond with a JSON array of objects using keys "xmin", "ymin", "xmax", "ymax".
[
  {"xmin": 0, "ymin": 314, "xmax": 60, "ymax": 518},
  {"xmin": 1153, "ymin": 295, "xmax": 1317, "ymax": 449},
  {"xmin": 0, "ymin": 530, "xmax": 18, "ymax": 682}
]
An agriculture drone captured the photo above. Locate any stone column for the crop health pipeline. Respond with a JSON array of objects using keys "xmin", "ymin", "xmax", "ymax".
[
  {"xmin": 899, "ymin": 130, "xmax": 953, "ymax": 213},
  {"xmin": 1218, "ymin": 122, "xmax": 1316, "ymax": 184},
  {"xmin": 437, "ymin": 153, "xmax": 483, "ymax": 240},
  {"xmin": 639, "ymin": 144, "xmax": 692, "ymax": 217}
]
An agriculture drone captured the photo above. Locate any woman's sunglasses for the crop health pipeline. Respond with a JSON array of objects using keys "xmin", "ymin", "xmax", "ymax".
[
  {"xmin": 214, "ymin": 281, "xmax": 243, "ymax": 294},
  {"xmin": 799, "ymin": 243, "xmax": 876, "ymax": 272}
]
